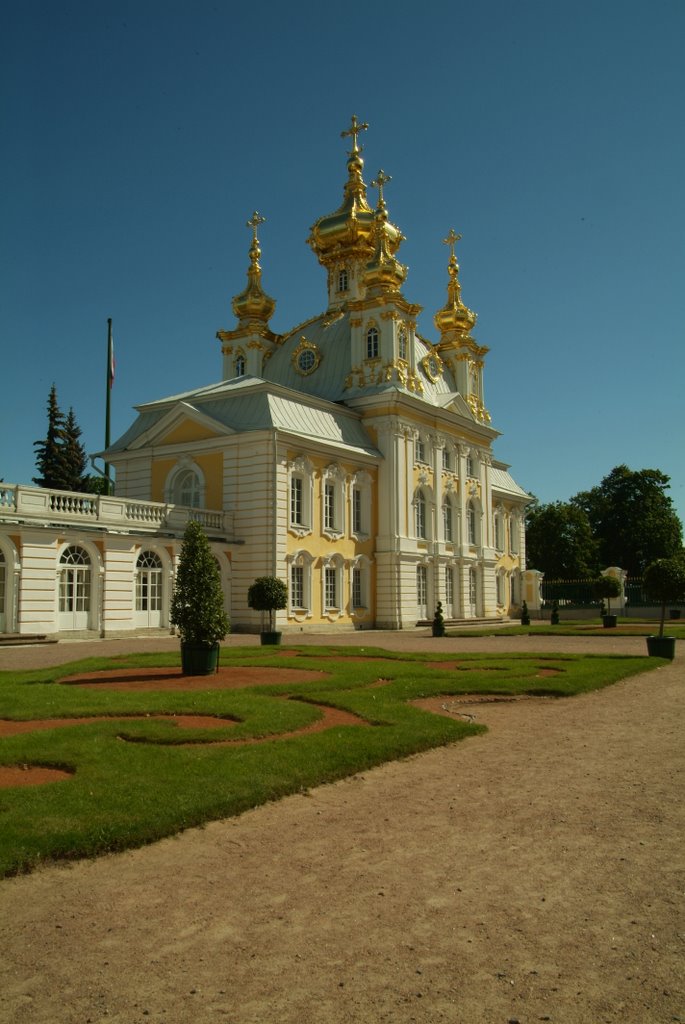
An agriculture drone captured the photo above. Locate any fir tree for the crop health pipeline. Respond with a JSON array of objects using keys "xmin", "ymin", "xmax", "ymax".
[
  {"xmin": 62, "ymin": 407, "xmax": 89, "ymax": 492},
  {"xmin": 33, "ymin": 384, "xmax": 69, "ymax": 489}
]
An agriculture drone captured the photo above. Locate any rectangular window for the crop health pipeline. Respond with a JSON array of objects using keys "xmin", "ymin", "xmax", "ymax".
[
  {"xmin": 290, "ymin": 476, "xmax": 303, "ymax": 525},
  {"xmin": 324, "ymin": 567, "xmax": 337, "ymax": 609},
  {"xmin": 442, "ymin": 449, "xmax": 450, "ymax": 471},
  {"xmin": 445, "ymin": 567, "xmax": 454, "ymax": 606},
  {"xmin": 324, "ymin": 483, "xmax": 335, "ymax": 530},
  {"xmin": 416, "ymin": 437, "xmax": 425, "ymax": 463},
  {"xmin": 417, "ymin": 565, "xmax": 428, "ymax": 607},
  {"xmin": 291, "ymin": 565, "xmax": 304, "ymax": 608},
  {"xmin": 443, "ymin": 502, "xmax": 453, "ymax": 542},
  {"xmin": 352, "ymin": 567, "xmax": 362, "ymax": 608},
  {"xmin": 352, "ymin": 488, "xmax": 362, "ymax": 534}
]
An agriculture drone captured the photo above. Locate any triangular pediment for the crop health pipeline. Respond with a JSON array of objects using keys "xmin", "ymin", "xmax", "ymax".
[{"xmin": 128, "ymin": 402, "xmax": 235, "ymax": 450}]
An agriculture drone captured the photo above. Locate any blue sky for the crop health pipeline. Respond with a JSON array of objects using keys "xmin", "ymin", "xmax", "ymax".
[{"xmin": 2, "ymin": 0, "xmax": 684, "ymax": 527}]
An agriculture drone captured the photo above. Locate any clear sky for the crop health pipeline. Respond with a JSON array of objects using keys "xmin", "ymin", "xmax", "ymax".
[{"xmin": 2, "ymin": 0, "xmax": 684, "ymax": 527}]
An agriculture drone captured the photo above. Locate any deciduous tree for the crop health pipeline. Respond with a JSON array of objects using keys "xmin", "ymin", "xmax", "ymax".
[{"xmin": 525, "ymin": 500, "xmax": 599, "ymax": 578}]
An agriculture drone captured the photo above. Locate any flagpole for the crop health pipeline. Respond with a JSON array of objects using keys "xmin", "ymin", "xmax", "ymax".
[{"xmin": 105, "ymin": 317, "xmax": 113, "ymax": 494}]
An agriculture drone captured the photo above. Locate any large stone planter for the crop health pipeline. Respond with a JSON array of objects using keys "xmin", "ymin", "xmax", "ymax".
[
  {"xmin": 181, "ymin": 642, "xmax": 220, "ymax": 675},
  {"xmin": 602, "ymin": 615, "xmax": 617, "ymax": 628},
  {"xmin": 260, "ymin": 631, "xmax": 282, "ymax": 646},
  {"xmin": 646, "ymin": 635, "xmax": 676, "ymax": 659}
]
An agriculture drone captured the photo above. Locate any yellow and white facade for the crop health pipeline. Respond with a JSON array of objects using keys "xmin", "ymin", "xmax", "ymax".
[{"xmin": 0, "ymin": 118, "xmax": 529, "ymax": 637}]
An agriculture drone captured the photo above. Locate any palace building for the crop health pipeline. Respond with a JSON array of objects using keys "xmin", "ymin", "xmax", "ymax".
[{"xmin": 0, "ymin": 117, "xmax": 530, "ymax": 638}]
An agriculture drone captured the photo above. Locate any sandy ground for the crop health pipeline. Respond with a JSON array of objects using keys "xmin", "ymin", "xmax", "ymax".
[{"xmin": 0, "ymin": 631, "xmax": 683, "ymax": 1024}]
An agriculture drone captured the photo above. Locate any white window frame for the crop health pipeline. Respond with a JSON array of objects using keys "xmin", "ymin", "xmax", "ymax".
[
  {"xmin": 442, "ymin": 496, "xmax": 454, "ymax": 543},
  {"xmin": 467, "ymin": 500, "xmax": 479, "ymax": 546},
  {"xmin": 287, "ymin": 550, "xmax": 313, "ymax": 619},
  {"xmin": 349, "ymin": 555, "xmax": 371, "ymax": 612},
  {"xmin": 442, "ymin": 447, "xmax": 451, "ymax": 472},
  {"xmin": 338, "ymin": 267, "xmax": 348, "ymax": 292},
  {"xmin": 321, "ymin": 554, "xmax": 344, "ymax": 618},
  {"xmin": 350, "ymin": 470, "xmax": 372, "ymax": 539},
  {"xmin": 414, "ymin": 489, "xmax": 428, "ymax": 540},
  {"xmin": 415, "ymin": 435, "xmax": 426, "ymax": 464},
  {"xmin": 445, "ymin": 565, "xmax": 454, "ymax": 609},
  {"xmin": 234, "ymin": 351, "xmax": 246, "ymax": 377},
  {"xmin": 494, "ymin": 506, "xmax": 504, "ymax": 552},
  {"xmin": 165, "ymin": 458, "xmax": 205, "ymax": 509},
  {"xmin": 398, "ymin": 324, "xmax": 408, "ymax": 361},
  {"xmin": 365, "ymin": 324, "xmax": 379, "ymax": 360},
  {"xmin": 417, "ymin": 563, "xmax": 428, "ymax": 615},
  {"xmin": 509, "ymin": 513, "xmax": 519, "ymax": 554},
  {"xmin": 321, "ymin": 464, "xmax": 345, "ymax": 540},
  {"xmin": 288, "ymin": 456, "xmax": 314, "ymax": 537}
]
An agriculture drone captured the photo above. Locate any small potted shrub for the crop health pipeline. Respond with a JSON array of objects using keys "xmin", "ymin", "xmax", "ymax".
[
  {"xmin": 432, "ymin": 600, "xmax": 446, "ymax": 637},
  {"xmin": 248, "ymin": 575, "xmax": 288, "ymax": 645},
  {"xmin": 594, "ymin": 575, "xmax": 622, "ymax": 627},
  {"xmin": 520, "ymin": 600, "xmax": 531, "ymax": 626},
  {"xmin": 643, "ymin": 557, "xmax": 685, "ymax": 659},
  {"xmin": 170, "ymin": 520, "xmax": 230, "ymax": 675},
  {"xmin": 550, "ymin": 600, "xmax": 559, "ymax": 625}
]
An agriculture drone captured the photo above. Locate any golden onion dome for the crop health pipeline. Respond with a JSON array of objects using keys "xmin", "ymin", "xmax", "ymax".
[
  {"xmin": 363, "ymin": 170, "xmax": 407, "ymax": 296},
  {"xmin": 434, "ymin": 229, "xmax": 477, "ymax": 338},
  {"xmin": 231, "ymin": 211, "xmax": 276, "ymax": 326},
  {"xmin": 307, "ymin": 116, "xmax": 402, "ymax": 268}
]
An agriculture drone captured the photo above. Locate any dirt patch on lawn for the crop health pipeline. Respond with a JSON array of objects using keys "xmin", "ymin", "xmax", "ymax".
[{"xmin": 60, "ymin": 664, "xmax": 329, "ymax": 689}]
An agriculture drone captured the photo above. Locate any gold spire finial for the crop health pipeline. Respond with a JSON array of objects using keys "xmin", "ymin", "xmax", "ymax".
[
  {"xmin": 341, "ymin": 114, "xmax": 369, "ymax": 155},
  {"xmin": 247, "ymin": 210, "xmax": 266, "ymax": 240},
  {"xmin": 443, "ymin": 228, "xmax": 462, "ymax": 262},
  {"xmin": 371, "ymin": 169, "xmax": 391, "ymax": 207}
]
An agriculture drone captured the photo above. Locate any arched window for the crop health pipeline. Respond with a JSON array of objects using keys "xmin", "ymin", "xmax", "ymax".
[
  {"xmin": 338, "ymin": 267, "xmax": 348, "ymax": 292},
  {"xmin": 509, "ymin": 513, "xmax": 519, "ymax": 554},
  {"xmin": 173, "ymin": 468, "xmax": 201, "ymax": 508},
  {"xmin": 136, "ymin": 550, "xmax": 163, "ymax": 612},
  {"xmin": 235, "ymin": 353, "xmax": 246, "ymax": 376},
  {"xmin": 366, "ymin": 325, "xmax": 379, "ymax": 359},
  {"xmin": 59, "ymin": 546, "xmax": 92, "ymax": 627}
]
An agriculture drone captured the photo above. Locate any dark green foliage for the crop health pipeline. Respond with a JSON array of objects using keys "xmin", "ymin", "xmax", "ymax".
[
  {"xmin": 61, "ymin": 407, "xmax": 89, "ymax": 490},
  {"xmin": 572, "ymin": 465, "xmax": 683, "ymax": 576},
  {"xmin": 33, "ymin": 386, "xmax": 97, "ymax": 493},
  {"xmin": 521, "ymin": 600, "xmax": 530, "ymax": 626},
  {"xmin": 550, "ymin": 600, "xmax": 560, "ymax": 625},
  {"xmin": 432, "ymin": 600, "xmax": 446, "ymax": 637},
  {"xmin": 248, "ymin": 576, "xmax": 288, "ymax": 632},
  {"xmin": 594, "ymin": 575, "xmax": 622, "ymax": 615},
  {"xmin": 643, "ymin": 557, "xmax": 685, "ymax": 638},
  {"xmin": 170, "ymin": 521, "xmax": 230, "ymax": 644},
  {"xmin": 525, "ymin": 500, "xmax": 599, "ymax": 578},
  {"xmin": 33, "ymin": 384, "xmax": 69, "ymax": 489}
]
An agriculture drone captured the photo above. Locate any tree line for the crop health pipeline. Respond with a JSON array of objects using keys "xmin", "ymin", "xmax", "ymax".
[
  {"xmin": 525, "ymin": 465, "xmax": 684, "ymax": 578},
  {"xmin": 33, "ymin": 385, "xmax": 107, "ymax": 494}
]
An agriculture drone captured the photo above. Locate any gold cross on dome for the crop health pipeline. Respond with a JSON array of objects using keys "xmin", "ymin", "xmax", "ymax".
[
  {"xmin": 443, "ymin": 228, "xmax": 462, "ymax": 260},
  {"xmin": 341, "ymin": 114, "xmax": 369, "ymax": 154},
  {"xmin": 371, "ymin": 169, "xmax": 391, "ymax": 205},
  {"xmin": 246, "ymin": 211, "xmax": 266, "ymax": 239}
]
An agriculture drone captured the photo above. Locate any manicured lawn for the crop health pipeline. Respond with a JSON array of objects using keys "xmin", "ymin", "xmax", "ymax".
[{"xmin": 0, "ymin": 646, "xmax": 659, "ymax": 877}]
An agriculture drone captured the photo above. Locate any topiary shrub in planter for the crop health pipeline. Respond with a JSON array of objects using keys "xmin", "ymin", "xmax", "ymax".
[
  {"xmin": 520, "ymin": 601, "xmax": 531, "ymax": 626},
  {"xmin": 550, "ymin": 600, "xmax": 560, "ymax": 625},
  {"xmin": 594, "ymin": 575, "xmax": 622, "ymax": 628},
  {"xmin": 170, "ymin": 520, "xmax": 230, "ymax": 675},
  {"xmin": 247, "ymin": 576, "xmax": 288, "ymax": 645},
  {"xmin": 643, "ymin": 557, "xmax": 685, "ymax": 659},
  {"xmin": 432, "ymin": 601, "xmax": 446, "ymax": 637}
]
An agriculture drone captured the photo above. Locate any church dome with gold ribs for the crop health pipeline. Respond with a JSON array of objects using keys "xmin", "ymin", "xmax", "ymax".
[{"xmin": 307, "ymin": 115, "xmax": 403, "ymax": 285}]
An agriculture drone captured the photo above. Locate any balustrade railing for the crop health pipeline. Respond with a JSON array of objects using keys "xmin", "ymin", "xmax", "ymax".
[{"xmin": 0, "ymin": 484, "xmax": 234, "ymax": 537}]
